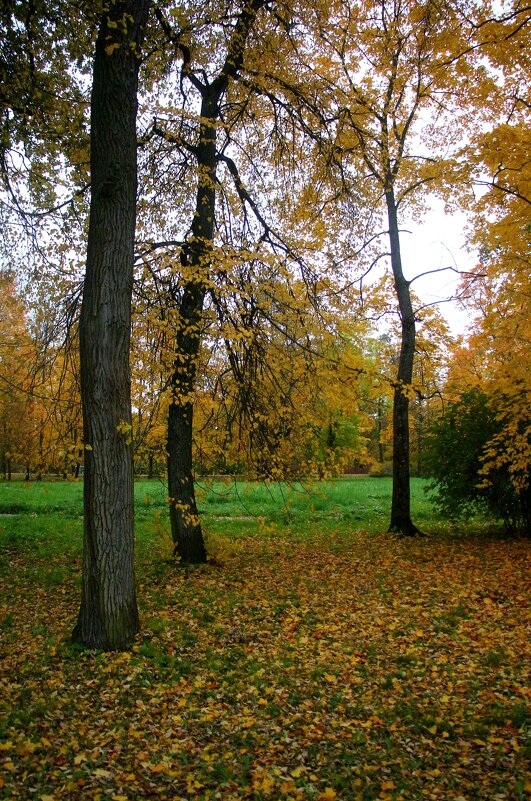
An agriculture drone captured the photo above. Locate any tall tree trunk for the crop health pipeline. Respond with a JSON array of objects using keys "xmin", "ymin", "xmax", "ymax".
[
  {"xmin": 167, "ymin": 276, "xmax": 208, "ymax": 564},
  {"xmin": 163, "ymin": 0, "xmax": 266, "ymax": 563},
  {"xmin": 166, "ymin": 100, "xmax": 216, "ymax": 564},
  {"xmin": 167, "ymin": 378, "xmax": 206, "ymax": 564},
  {"xmin": 385, "ymin": 187, "xmax": 421, "ymax": 535},
  {"xmin": 166, "ymin": 282, "xmax": 207, "ymax": 564},
  {"xmin": 72, "ymin": 0, "xmax": 150, "ymax": 650}
]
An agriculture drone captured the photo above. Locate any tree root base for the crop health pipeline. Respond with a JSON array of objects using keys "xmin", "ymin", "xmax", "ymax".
[{"xmin": 388, "ymin": 522, "xmax": 424, "ymax": 537}]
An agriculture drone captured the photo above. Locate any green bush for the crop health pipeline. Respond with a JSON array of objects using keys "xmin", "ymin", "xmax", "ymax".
[{"xmin": 424, "ymin": 389, "xmax": 529, "ymax": 535}]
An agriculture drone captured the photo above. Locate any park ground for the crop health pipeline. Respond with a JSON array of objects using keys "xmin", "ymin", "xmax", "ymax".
[{"xmin": 0, "ymin": 477, "xmax": 529, "ymax": 801}]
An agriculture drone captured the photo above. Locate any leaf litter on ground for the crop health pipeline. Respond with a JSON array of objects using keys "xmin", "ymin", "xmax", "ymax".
[{"xmin": 0, "ymin": 522, "xmax": 529, "ymax": 801}]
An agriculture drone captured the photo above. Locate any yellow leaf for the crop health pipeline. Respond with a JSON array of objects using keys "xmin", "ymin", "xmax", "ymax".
[
  {"xmin": 186, "ymin": 775, "xmax": 204, "ymax": 794},
  {"xmin": 94, "ymin": 768, "xmax": 112, "ymax": 779},
  {"xmin": 280, "ymin": 779, "xmax": 297, "ymax": 794},
  {"xmin": 318, "ymin": 790, "xmax": 337, "ymax": 801},
  {"xmin": 381, "ymin": 780, "xmax": 396, "ymax": 791},
  {"xmin": 254, "ymin": 774, "xmax": 276, "ymax": 795},
  {"xmin": 148, "ymin": 763, "xmax": 168, "ymax": 774}
]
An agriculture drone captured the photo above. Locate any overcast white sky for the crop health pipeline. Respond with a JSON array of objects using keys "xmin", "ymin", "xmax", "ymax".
[{"xmin": 399, "ymin": 200, "xmax": 477, "ymax": 336}]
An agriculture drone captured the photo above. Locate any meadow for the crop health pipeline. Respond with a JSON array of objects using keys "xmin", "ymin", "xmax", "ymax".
[{"xmin": 0, "ymin": 477, "xmax": 529, "ymax": 801}]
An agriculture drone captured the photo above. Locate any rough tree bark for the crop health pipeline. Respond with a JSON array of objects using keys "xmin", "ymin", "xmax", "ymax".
[
  {"xmin": 72, "ymin": 0, "xmax": 151, "ymax": 650},
  {"xmin": 385, "ymin": 186, "xmax": 422, "ymax": 536}
]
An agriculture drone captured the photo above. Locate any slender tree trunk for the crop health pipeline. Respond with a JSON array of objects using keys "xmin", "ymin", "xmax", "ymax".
[
  {"xmin": 164, "ymin": 0, "xmax": 266, "ymax": 563},
  {"xmin": 385, "ymin": 187, "xmax": 421, "ymax": 535},
  {"xmin": 166, "ymin": 96, "xmax": 215, "ymax": 562},
  {"xmin": 72, "ymin": 0, "xmax": 150, "ymax": 650},
  {"xmin": 167, "ymin": 389, "xmax": 206, "ymax": 564}
]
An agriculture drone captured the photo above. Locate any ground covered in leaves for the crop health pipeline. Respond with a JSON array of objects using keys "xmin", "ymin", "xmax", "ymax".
[{"xmin": 0, "ymin": 518, "xmax": 530, "ymax": 800}]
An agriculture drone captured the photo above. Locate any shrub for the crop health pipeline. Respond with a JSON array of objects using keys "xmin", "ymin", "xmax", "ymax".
[{"xmin": 424, "ymin": 389, "xmax": 529, "ymax": 536}]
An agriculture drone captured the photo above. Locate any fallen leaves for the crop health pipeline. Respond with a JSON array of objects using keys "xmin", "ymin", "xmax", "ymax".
[{"xmin": 0, "ymin": 528, "xmax": 529, "ymax": 800}]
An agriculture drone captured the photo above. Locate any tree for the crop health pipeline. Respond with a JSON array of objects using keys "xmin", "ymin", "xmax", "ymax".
[
  {"xmin": 72, "ymin": 0, "xmax": 151, "ymax": 650},
  {"xmin": 0, "ymin": 2, "xmax": 94, "ymax": 481},
  {"xmin": 289, "ymin": 0, "xmax": 490, "ymax": 533},
  {"xmin": 0, "ymin": 1, "xmax": 92, "ymax": 266},
  {"xmin": 146, "ymin": 0, "xmax": 271, "ymax": 563},
  {"xmin": 353, "ymin": 268, "xmax": 450, "ymax": 480}
]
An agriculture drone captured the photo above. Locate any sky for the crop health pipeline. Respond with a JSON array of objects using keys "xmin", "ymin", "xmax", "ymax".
[{"xmin": 399, "ymin": 200, "xmax": 477, "ymax": 337}]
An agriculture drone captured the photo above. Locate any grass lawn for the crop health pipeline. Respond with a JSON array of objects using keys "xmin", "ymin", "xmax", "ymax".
[{"xmin": 0, "ymin": 478, "xmax": 529, "ymax": 800}]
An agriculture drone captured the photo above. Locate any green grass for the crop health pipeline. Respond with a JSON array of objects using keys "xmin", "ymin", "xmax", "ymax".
[
  {"xmin": 0, "ymin": 474, "xmax": 496, "ymax": 558},
  {"xmin": 0, "ymin": 478, "xmax": 84, "ymax": 515},
  {"xmin": 1, "ymin": 474, "xmax": 427, "ymax": 524},
  {"xmin": 196, "ymin": 475, "xmax": 437, "ymax": 532}
]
